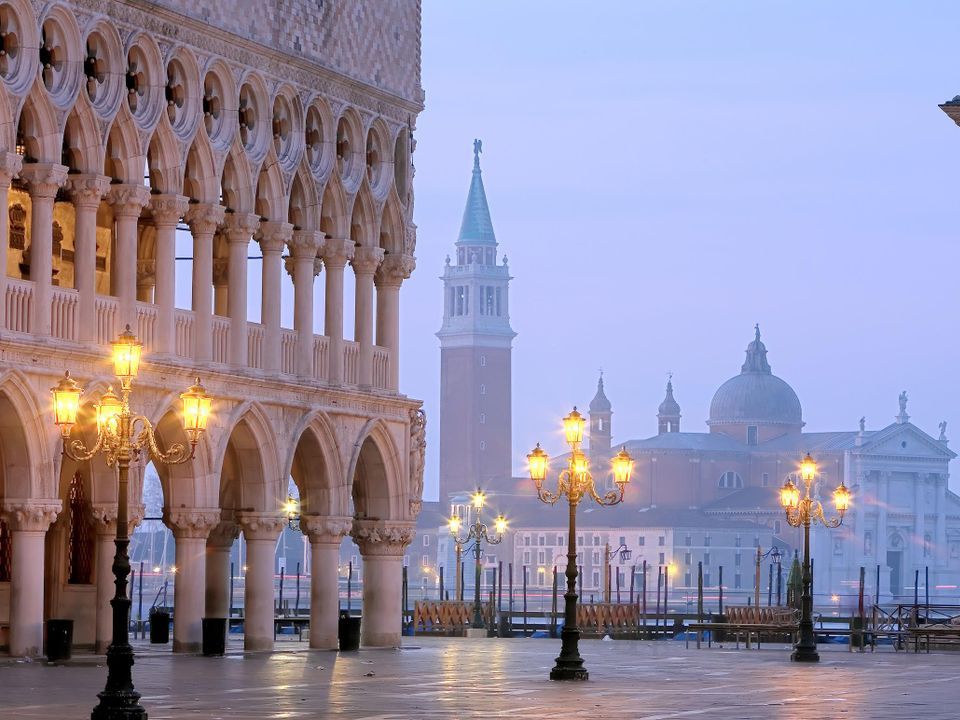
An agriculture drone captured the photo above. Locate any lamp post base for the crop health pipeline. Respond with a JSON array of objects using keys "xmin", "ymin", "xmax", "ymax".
[
  {"xmin": 790, "ymin": 645, "xmax": 820, "ymax": 663},
  {"xmin": 550, "ymin": 664, "xmax": 589, "ymax": 681},
  {"xmin": 91, "ymin": 690, "xmax": 147, "ymax": 720}
]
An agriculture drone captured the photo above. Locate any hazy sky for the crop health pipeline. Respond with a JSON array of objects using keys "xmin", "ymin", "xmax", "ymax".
[{"xmin": 400, "ymin": 1, "xmax": 960, "ymax": 500}]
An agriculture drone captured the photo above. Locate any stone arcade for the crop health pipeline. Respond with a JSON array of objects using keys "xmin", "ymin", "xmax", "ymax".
[{"xmin": 0, "ymin": 0, "xmax": 424, "ymax": 657}]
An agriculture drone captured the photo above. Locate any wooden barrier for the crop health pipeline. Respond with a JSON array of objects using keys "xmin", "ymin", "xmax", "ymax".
[{"xmin": 413, "ymin": 600, "xmax": 493, "ymax": 635}]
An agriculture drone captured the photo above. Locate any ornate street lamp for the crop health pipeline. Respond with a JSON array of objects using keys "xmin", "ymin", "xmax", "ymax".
[
  {"xmin": 449, "ymin": 489, "xmax": 506, "ymax": 630},
  {"xmin": 779, "ymin": 452, "xmax": 849, "ymax": 662},
  {"xmin": 602, "ymin": 542, "xmax": 631, "ymax": 602},
  {"xmin": 51, "ymin": 325, "xmax": 212, "ymax": 719},
  {"xmin": 527, "ymin": 408, "xmax": 633, "ymax": 681}
]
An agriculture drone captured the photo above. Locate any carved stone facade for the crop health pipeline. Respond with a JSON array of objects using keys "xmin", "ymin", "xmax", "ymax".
[{"xmin": 0, "ymin": 0, "xmax": 424, "ymax": 655}]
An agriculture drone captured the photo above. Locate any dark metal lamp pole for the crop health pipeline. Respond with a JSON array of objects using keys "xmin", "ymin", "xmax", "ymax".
[
  {"xmin": 527, "ymin": 408, "xmax": 634, "ymax": 681},
  {"xmin": 50, "ymin": 327, "xmax": 212, "ymax": 719}
]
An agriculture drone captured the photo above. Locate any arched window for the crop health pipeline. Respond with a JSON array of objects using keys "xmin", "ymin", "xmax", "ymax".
[
  {"xmin": 718, "ymin": 471, "xmax": 743, "ymax": 489},
  {"xmin": 0, "ymin": 519, "xmax": 11, "ymax": 582},
  {"xmin": 67, "ymin": 472, "xmax": 93, "ymax": 584}
]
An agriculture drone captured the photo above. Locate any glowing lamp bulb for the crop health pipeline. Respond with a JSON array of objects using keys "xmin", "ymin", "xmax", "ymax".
[
  {"xmin": 180, "ymin": 377, "xmax": 212, "ymax": 438},
  {"xmin": 449, "ymin": 515, "xmax": 461, "ymax": 535},
  {"xmin": 780, "ymin": 479, "xmax": 800, "ymax": 510},
  {"xmin": 563, "ymin": 407, "xmax": 585, "ymax": 446},
  {"xmin": 96, "ymin": 387, "xmax": 122, "ymax": 433},
  {"xmin": 800, "ymin": 453, "xmax": 817, "ymax": 482},
  {"xmin": 833, "ymin": 482, "xmax": 851, "ymax": 513},
  {"xmin": 612, "ymin": 446, "xmax": 634, "ymax": 485},
  {"xmin": 51, "ymin": 371, "xmax": 83, "ymax": 434},
  {"xmin": 527, "ymin": 443, "xmax": 548, "ymax": 486},
  {"xmin": 111, "ymin": 325, "xmax": 143, "ymax": 384},
  {"xmin": 471, "ymin": 489, "xmax": 486, "ymax": 511},
  {"xmin": 494, "ymin": 514, "xmax": 507, "ymax": 536}
]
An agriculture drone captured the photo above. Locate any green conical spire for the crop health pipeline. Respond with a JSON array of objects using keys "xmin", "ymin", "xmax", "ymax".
[{"xmin": 457, "ymin": 139, "xmax": 496, "ymax": 245}]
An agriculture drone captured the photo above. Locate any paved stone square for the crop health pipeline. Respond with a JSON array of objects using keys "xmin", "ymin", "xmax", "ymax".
[{"xmin": 1, "ymin": 638, "xmax": 958, "ymax": 719}]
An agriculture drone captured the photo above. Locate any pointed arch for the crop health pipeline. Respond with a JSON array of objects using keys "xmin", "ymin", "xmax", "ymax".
[
  {"xmin": 183, "ymin": 132, "xmax": 219, "ymax": 204},
  {"xmin": 104, "ymin": 107, "xmax": 145, "ymax": 184},
  {"xmin": 320, "ymin": 173, "xmax": 349, "ymax": 238},
  {"xmin": 0, "ymin": 368, "xmax": 51, "ymax": 499},
  {"xmin": 146, "ymin": 121, "xmax": 183, "ymax": 195},
  {"xmin": 348, "ymin": 418, "xmax": 404, "ymax": 521},
  {"xmin": 288, "ymin": 161, "xmax": 319, "ymax": 231},
  {"xmin": 148, "ymin": 401, "xmax": 217, "ymax": 510},
  {"xmin": 254, "ymin": 154, "xmax": 286, "ymax": 221},
  {"xmin": 17, "ymin": 82, "xmax": 61, "ymax": 163},
  {"xmin": 349, "ymin": 183, "xmax": 378, "ymax": 247},
  {"xmin": 284, "ymin": 410, "xmax": 348, "ymax": 517},
  {"xmin": 62, "ymin": 95, "xmax": 104, "ymax": 174},
  {"xmin": 379, "ymin": 189, "xmax": 404, "ymax": 255},
  {"xmin": 212, "ymin": 401, "xmax": 281, "ymax": 513},
  {"xmin": 220, "ymin": 140, "xmax": 254, "ymax": 213}
]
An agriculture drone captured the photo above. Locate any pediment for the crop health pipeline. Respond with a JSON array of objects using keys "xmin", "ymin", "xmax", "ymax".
[{"xmin": 857, "ymin": 423, "xmax": 956, "ymax": 460}]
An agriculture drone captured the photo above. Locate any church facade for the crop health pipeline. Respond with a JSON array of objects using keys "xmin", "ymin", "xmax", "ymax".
[
  {"xmin": 0, "ymin": 0, "xmax": 425, "ymax": 656},
  {"xmin": 513, "ymin": 328, "xmax": 960, "ymax": 605}
]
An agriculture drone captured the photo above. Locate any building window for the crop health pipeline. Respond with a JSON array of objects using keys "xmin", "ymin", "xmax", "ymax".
[
  {"xmin": 592, "ymin": 550, "xmax": 600, "ymax": 565},
  {"xmin": 704, "ymin": 535, "xmax": 711, "ymax": 547},
  {"xmin": 421, "ymin": 554, "xmax": 429, "ymax": 568},
  {"xmin": 658, "ymin": 553, "xmax": 665, "ymax": 565},
  {"xmin": 538, "ymin": 550, "xmax": 545, "ymax": 565},
  {"xmin": 762, "ymin": 472, "xmax": 769, "ymax": 487},
  {"xmin": 704, "ymin": 573, "xmax": 711, "ymax": 587},
  {"xmin": 538, "ymin": 535, "xmax": 545, "ymax": 546},
  {"xmin": 684, "ymin": 553, "xmax": 691, "ymax": 565},
  {"xmin": 735, "ymin": 553, "xmax": 741, "ymax": 567},
  {"xmin": 619, "ymin": 536, "xmax": 626, "ymax": 546},
  {"xmin": 577, "ymin": 535, "xmax": 583, "ymax": 546},
  {"xmin": 658, "ymin": 536, "xmax": 665, "ymax": 547},
  {"xmin": 480, "ymin": 355, "xmax": 486, "ymax": 367},
  {"xmin": 638, "ymin": 536, "xmax": 645, "ymax": 546},
  {"xmin": 754, "ymin": 536, "xmax": 760, "ymax": 548},
  {"xmin": 495, "ymin": 287, "xmax": 502, "ymax": 316},
  {"xmin": 684, "ymin": 534, "xmax": 691, "ymax": 546},
  {"xmin": 685, "ymin": 572, "xmax": 691, "ymax": 587},
  {"xmin": 747, "ymin": 425, "xmax": 758, "ymax": 446},
  {"xmin": 735, "ymin": 535, "xmax": 741, "ymax": 547},
  {"xmin": 524, "ymin": 535, "xmax": 531, "ymax": 546},
  {"xmin": 704, "ymin": 553, "xmax": 710, "ymax": 566},
  {"xmin": 480, "ymin": 384, "xmax": 486, "ymax": 395},
  {"xmin": 718, "ymin": 471, "xmax": 743, "ymax": 489},
  {"xmin": 480, "ymin": 413, "xmax": 486, "ymax": 424},
  {"xmin": 479, "ymin": 440, "xmax": 486, "ymax": 450},
  {"xmin": 423, "ymin": 535, "xmax": 430, "ymax": 547},
  {"xmin": 523, "ymin": 551, "xmax": 531, "ymax": 565},
  {"xmin": 734, "ymin": 574, "xmax": 742, "ymax": 589},
  {"xmin": 592, "ymin": 571, "xmax": 600, "ymax": 589},
  {"xmin": 593, "ymin": 535, "xmax": 601, "ymax": 546},
  {"xmin": 774, "ymin": 520, "xmax": 782, "ymax": 534}
]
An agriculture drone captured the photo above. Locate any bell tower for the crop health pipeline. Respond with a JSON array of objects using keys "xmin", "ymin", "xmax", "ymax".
[{"xmin": 437, "ymin": 141, "xmax": 516, "ymax": 502}]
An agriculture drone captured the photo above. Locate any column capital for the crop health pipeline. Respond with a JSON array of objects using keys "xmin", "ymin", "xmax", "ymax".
[
  {"xmin": 301, "ymin": 515, "xmax": 352, "ymax": 545},
  {"xmin": 352, "ymin": 518, "xmax": 416, "ymax": 557},
  {"xmin": 165, "ymin": 508, "xmax": 222, "ymax": 539},
  {"xmin": 107, "ymin": 184, "xmax": 151, "ymax": 217},
  {"xmin": 89, "ymin": 503, "xmax": 118, "ymax": 535},
  {"xmin": 288, "ymin": 229, "xmax": 323, "ymax": 260},
  {"xmin": 208, "ymin": 521, "xmax": 240, "ymax": 548},
  {"xmin": 318, "ymin": 237, "xmax": 355, "ymax": 268},
  {"xmin": 0, "ymin": 151, "xmax": 22, "ymax": 184},
  {"xmin": 66, "ymin": 173, "xmax": 111, "ymax": 208},
  {"xmin": 257, "ymin": 220, "xmax": 294, "ymax": 253},
  {"xmin": 375, "ymin": 253, "xmax": 416, "ymax": 288},
  {"xmin": 137, "ymin": 258, "xmax": 156, "ymax": 286},
  {"xmin": 150, "ymin": 194, "xmax": 190, "ymax": 227},
  {"xmin": 184, "ymin": 202, "xmax": 226, "ymax": 235},
  {"xmin": 223, "ymin": 211, "xmax": 261, "ymax": 243},
  {"xmin": 1, "ymin": 499, "xmax": 62, "ymax": 532},
  {"xmin": 19, "ymin": 162, "xmax": 68, "ymax": 197},
  {"xmin": 351, "ymin": 246, "xmax": 384, "ymax": 276},
  {"xmin": 236, "ymin": 511, "xmax": 286, "ymax": 541}
]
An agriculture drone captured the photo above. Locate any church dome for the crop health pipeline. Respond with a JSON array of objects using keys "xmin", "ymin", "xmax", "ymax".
[
  {"xmin": 589, "ymin": 375, "xmax": 611, "ymax": 413},
  {"xmin": 708, "ymin": 326, "xmax": 802, "ymax": 428}
]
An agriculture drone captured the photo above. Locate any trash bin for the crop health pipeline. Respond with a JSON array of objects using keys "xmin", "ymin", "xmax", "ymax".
[
  {"xmin": 150, "ymin": 609, "xmax": 170, "ymax": 644},
  {"xmin": 850, "ymin": 616, "xmax": 866, "ymax": 649},
  {"xmin": 338, "ymin": 612, "xmax": 361, "ymax": 651},
  {"xmin": 46, "ymin": 618, "xmax": 73, "ymax": 662},
  {"xmin": 202, "ymin": 617, "xmax": 227, "ymax": 656}
]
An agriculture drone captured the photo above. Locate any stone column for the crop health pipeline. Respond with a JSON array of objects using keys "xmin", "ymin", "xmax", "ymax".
[
  {"xmin": 166, "ymin": 509, "xmax": 221, "ymax": 653},
  {"xmin": 288, "ymin": 230, "xmax": 323, "ymax": 377},
  {"xmin": 301, "ymin": 515, "xmax": 351, "ymax": 649},
  {"xmin": 184, "ymin": 203, "xmax": 225, "ymax": 362},
  {"xmin": 319, "ymin": 239, "xmax": 354, "ymax": 384},
  {"xmin": 935, "ymin": 474, "xmax": 947, "ymax": 569},
  {"xmin": 351, "ymin": 246, "xmax": 384, "ymax": 387},
  {"xmin": 0, "ymin": 152, "xmax": 22, "ymax": 330},
  {"xmin": 213, "ymin": 256, "xmax": 229, "ymax": 317},
  {"xmin": 206, "ymin": 522, "xmax": 239, "ymax": 619},
  {"xmin": 375, "ymin": 254, "xmax": 415, "ymax": 392},
  {"xmin": 66, "ymin": 174, "xmax": 110, "ymax": 342},
  {"xmin": 915, "ymin": 473, "xmax": 927, "ymax": 573},
  {"xmin": 236, "ymin": 512, "xmax": 285, "ymax": 651},
  {"xmin": 223, "ymin": 213, "xmax": 260, "ymax": 367},
  {"xmin": 1, "ymin": 500, "xmax": 61, "ymax": 657},
  {"xmin": 352, "ymin": 519, "xmax": 415, "ymax": 647},
  {"xmin": 256, "ymin": 221, "xmax": 293, "ymax": 373},
  {"xmin": 135, "ymin": 259, "xmax": 155, "ymax": 303},
  {"xmin": 90, "ymin": 504, "xmax": 118, "ymax": 654},
  {"xmin": 150, "ymin": 195, "xmax": 189, "ymax": 355},
  {"xmin": 19, "ymin": 163, "xmax": 68, "ymax": 337},
  {"xmin": 106, "ymin": 185, "xmax": 151, "ymax": 331}
]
